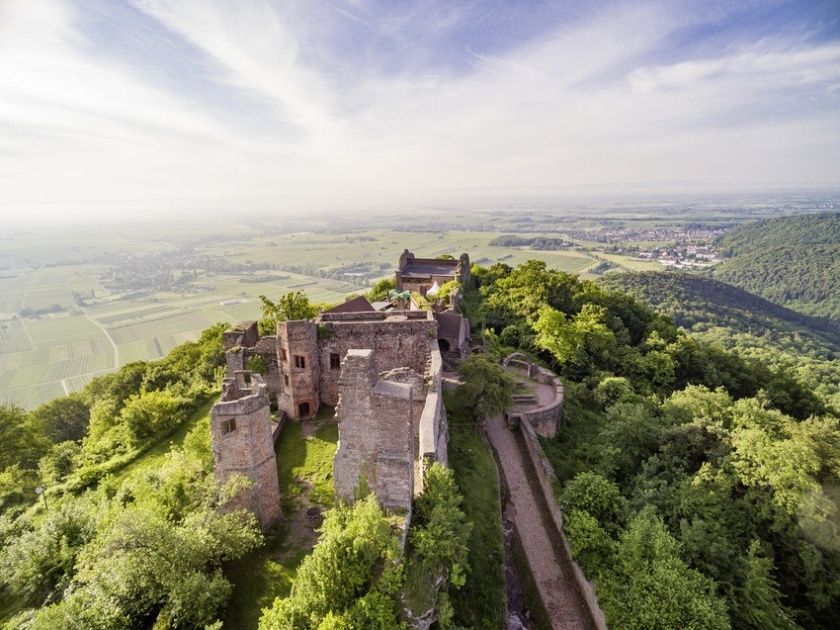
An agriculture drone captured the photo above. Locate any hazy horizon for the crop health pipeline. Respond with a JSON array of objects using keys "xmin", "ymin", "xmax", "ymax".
[{"xmin": 1, "ymin": 0, "xmax": 839, "ymax": 222}]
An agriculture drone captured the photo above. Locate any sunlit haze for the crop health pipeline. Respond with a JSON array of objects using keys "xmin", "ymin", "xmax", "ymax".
[{"xmin": 1, "ymin": 0, "xmax": 839, "ymax": 223}]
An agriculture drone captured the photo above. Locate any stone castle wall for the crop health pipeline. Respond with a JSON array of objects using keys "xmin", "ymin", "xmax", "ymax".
[
  {"xmin": 418, "ymin": 338, "xmax": 447, "ymax": 467},
  {"xmin": 315, "ymin": 311, "xmax": 436, "ymax": 407}
]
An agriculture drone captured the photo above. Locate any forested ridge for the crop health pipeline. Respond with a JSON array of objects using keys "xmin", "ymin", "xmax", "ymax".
[
  {"xmin": 713, "ymin": 212, "xmax": 840, "ymax": 318},
  {"xmin": 601, "ymin": 272, "xmax": 840, "ymax": 352},
  {"xmin": 600, "ymin": 272, "xmax": 840, "ymax": 413}
]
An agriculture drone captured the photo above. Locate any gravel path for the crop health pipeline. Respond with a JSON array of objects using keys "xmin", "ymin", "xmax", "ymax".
[{"xmin": 486, "ymin": 415, "xmax": 591, "ymax": 630}]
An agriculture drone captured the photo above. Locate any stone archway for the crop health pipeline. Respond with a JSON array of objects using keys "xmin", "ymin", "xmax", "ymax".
[
  {"xmin": 502, "ymin": 352, "xmax": 537, "ymax": 378},
  {"xmin": 438, "ymin": 338, "xmax": 451, "ymax": 353}
]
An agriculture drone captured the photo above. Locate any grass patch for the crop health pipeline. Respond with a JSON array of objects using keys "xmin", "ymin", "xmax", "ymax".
[
  {"xmin": 275, "ymin": 412, "xmax": 338, "ymax": 511},
  {"xmin": 445, "ymin": 391, "xmax": 506, "ymax": 630},
  {"xmin": 223, "ymin": 417, "xmax": 339, "ymax": 630}
]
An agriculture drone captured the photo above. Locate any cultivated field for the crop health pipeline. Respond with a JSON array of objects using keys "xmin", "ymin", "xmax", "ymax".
[{"xmin": 0, "ymin": 222, "xmax": 659, "ymax": 409}]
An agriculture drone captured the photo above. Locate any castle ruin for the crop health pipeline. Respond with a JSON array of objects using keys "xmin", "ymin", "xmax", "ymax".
[{"xmin": 211, "ymin": 251, "xmax": 469, "ymax": 524}]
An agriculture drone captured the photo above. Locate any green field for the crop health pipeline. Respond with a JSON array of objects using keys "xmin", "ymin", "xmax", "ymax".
[{"xmin": 1, "ymin": 224, "xmax": 659, "ymax": 409}]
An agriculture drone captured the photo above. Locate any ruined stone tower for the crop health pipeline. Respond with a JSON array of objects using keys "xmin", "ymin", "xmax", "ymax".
[
  {"xmin": 333, "ymin": 349, "xmax": 415, "ymax": 511},
  {"xmin": 277, "ymin": 320, "xmax": 320, "ymax": 419},
  {"xmin": 211, "ymin": 371, "xmax": 281, "ymax": 531}
]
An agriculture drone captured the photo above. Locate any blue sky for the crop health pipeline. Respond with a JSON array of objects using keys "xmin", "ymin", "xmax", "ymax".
[{"xmin": 0, "ymin": 0, "xmax": 838, "ymax": 219}]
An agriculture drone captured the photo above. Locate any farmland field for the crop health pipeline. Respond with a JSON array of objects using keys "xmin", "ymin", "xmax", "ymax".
[{"xmin": 0, "ymin": 221, "xmax": 658, "ymax": 409}]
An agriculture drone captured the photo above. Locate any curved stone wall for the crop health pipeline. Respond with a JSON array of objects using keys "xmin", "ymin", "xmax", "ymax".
[{"xmin": 504, "ymin": 355, "xmax": 565, "ymax": 438}]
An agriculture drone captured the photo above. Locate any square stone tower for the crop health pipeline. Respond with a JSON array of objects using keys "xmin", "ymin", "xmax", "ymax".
[
  {"xmin": 211, "ymin": 372, "xmax": 281, "ymax": 531},
  {"xmin": 333, "ymin": 349, "xmax": 415, "ymax": 511},
  {"xmin": 277, "ymin": 320, "xmax": 320, "ymax": 419}
]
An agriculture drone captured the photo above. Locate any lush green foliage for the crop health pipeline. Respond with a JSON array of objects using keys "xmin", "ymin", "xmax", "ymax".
[
  {"xmin": 366, "ymin": 277, "xmax": 396, "ymax": 302},
  {"xmin": 258, "ymin": 495, "xmax": 405, "ymax": 630},
  {"xmin": 600, "ymin": 272, "xmax": 840, "ymax": 416},
  {"xmin": 457, "ymin": 354, "xmax": 516, "ymax": 421},
  {"xmin": 713, "ymin": 212, "xmax": 840, "ymax": 318},
  {"xmin": 258, "ymin": 291, "xmax": 321, "ymax": 335},
  {"xmin": 1, "ymin": 427, "xmax": 262, "ymax": 629},
  {"xmin": 0, "ymin": 324, "xmax": 264, "ymax": 629},
  {"xmin": 444, "ymin": 391, "xmax": 505, "ymax": 629},
  {"xmin": 473, "ymin": 259, "xmax": 840, "ymax": 629},
  {"xmin": 402, "ymin": 464, "xmax": 472, "ymax": 626},
  {"xmin": 259, "ymin": 464, "xmax": 473, "ymax": 630}
]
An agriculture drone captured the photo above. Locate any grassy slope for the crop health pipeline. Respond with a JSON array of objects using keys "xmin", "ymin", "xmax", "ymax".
[
  {"xmin": 445, "ymin": 392, "xmax": 506, "ymax": 630},
  {"xmin": 109, "ymin": 396, "xmax": 216, "ymax": 484},
  {"xmin": 223, "ymin": 417, "xmax": 339, "ymax": 630}
]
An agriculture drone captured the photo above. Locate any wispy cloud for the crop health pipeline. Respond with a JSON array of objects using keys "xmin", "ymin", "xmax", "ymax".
[{"xmin": 0, "ymin": 0, "xmax": 838, "ymax": 221}]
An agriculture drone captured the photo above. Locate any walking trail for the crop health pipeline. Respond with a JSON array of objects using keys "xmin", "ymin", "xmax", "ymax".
[{"xmin": 485, "ymin": 415, "xmax": 592, "ymax": 630}]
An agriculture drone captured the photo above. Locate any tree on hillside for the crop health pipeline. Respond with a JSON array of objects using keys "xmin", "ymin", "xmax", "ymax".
[
  {"xmin": 258, "ymin": 291, "xmax": 320, "ymax": 335},
  {"xmin": 0, "ymin": 405, "xmax": 48, "ymax": 471},
  {"xmin": 29, "ymin": 396, "xmax": 91, "ymax": 444},
  {"xmin": 367, "ymin": 277, "xmax": 396, "ymax": 302},
  {"xmin": 457, "ymin": 354, "xmax": 515, "ymax": 422},
  {"xmin": 599, "ymin": 507, "xmax": 730, "ymax": 630}
]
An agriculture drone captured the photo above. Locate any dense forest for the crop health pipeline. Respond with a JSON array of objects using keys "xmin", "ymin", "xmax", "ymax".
[
  {"xmin": 1, "ymin": 258, "xmax": 838, "ymax": 629},
  {"xmin": 467, "ymin": 260, "xmax": 840, "ymax": 629},
  {"xmin": 600, "ymin": 272, "xmax": 840, "ymax": 411},
  {"xmin": 713, "ymin": 212, "xmax": 840, "ymax": 319}
]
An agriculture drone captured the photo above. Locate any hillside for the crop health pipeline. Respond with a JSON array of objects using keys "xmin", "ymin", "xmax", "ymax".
[
  {"xmin": 600, "ymin": 272, "xmax": 840, "ymax": 358},
  {"xmin": 713, "ymin": 212, "xmax": 840, "ymax": 319},
  {"xmin": 600, "ymin": 272, "xmax": 840, "ymax": 406}
]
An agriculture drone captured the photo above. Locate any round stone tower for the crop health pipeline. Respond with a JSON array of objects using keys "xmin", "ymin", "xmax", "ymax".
[{"xmin": 211, "ymin": 371, "xmax": 281, "ymax": 531}]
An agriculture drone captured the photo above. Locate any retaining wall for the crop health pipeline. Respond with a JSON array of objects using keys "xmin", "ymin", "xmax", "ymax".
[{"xmin": 518, "ymin": 420, "xmax": 609, "ymax": 630}]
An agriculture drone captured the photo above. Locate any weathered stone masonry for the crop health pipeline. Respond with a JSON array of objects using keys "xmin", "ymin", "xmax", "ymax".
[
  {"xmin": 333, "ymin": 349, "xmax": 415, "ymax": 510},
  {"xmin": 210, "ymin": 371, "xmax": 282, "ymax": 531}
]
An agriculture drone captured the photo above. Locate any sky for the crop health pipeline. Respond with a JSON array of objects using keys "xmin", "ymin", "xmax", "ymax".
[{"xmin": 0, "ymin": 0, "xmax": 839, "ymax": 221}]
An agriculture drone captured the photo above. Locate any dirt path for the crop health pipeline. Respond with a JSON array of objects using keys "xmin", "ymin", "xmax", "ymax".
[
  {"xmin": 84, "ymin": 312, "xmax": 119, "ymax": 368},
  {"xmin": 486, "ymin": 415, "xmax": 591, "ymax": 630}
]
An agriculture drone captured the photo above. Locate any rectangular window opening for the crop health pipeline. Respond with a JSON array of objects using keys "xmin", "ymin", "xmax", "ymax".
[
  {"xmin": 330, "ymin": 353, "xmax": 341, "ymax": 369},
  {"xmin": 294, "ymin": 355, "xmax": 306, "ymax": 369},
  {"xmin": 222, "ymin": 418, "xmax": 237, "ymax": 435}
]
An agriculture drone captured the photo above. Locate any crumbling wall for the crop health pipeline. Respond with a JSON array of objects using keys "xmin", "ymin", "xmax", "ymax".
[
  {"xmin": 316, "ymin": 312, "xmax": 436, "ymax": 407},
  {"xmin": 211, "ymin": 372, "xmax": 282, "ymax": 531},
  {"xmin": 419, "ymin": 338, "xmax": 447, "ymax": 468},
  {"xmin": 253, "ymin": 335, "xmax": 282, "ymax": 401},
  {"xmin": 222, "ymin": 320, "xmax": 259, "ymax": 351},
  {"xmin": 333, "ymin": 349, "xmax": 415, "ymax": 511}
]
